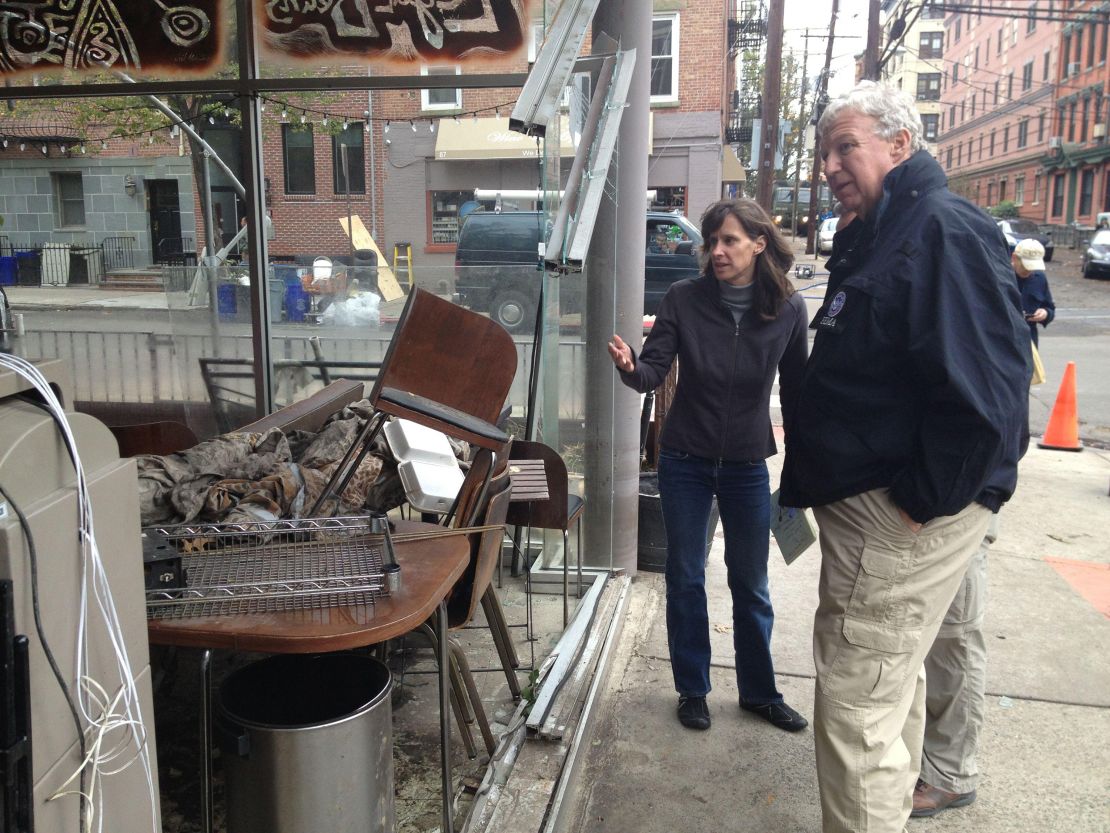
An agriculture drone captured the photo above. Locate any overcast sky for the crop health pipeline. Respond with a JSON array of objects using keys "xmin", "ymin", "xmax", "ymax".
[{"xmin": 783, "ymin": 0, "xmax": 871, "ymax": 96}]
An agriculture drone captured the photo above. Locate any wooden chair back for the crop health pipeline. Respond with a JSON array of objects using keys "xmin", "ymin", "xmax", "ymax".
[
  {"xmin": 505, "ymin": 439, "xmax": 572, "ymax": 529},
  {"xmin": 447, "ymin": 465, "xmax": 512, "ymax": 628},
  {"xmin": 369, "ymin": 288, "xmax": 517, "ymax": 434}
]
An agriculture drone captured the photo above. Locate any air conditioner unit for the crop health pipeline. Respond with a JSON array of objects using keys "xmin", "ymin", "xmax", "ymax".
[
  {"xmin": 1049, "ymin": 136, "xmax": 1063, "ymax": 149},
  {"xmin": 1068, "ymin": 62, "xmax": 1081, "ymax": 75},
  {"xmin": 1094, "ymin": 123, "xmax": 1107, "ymax": 138}
]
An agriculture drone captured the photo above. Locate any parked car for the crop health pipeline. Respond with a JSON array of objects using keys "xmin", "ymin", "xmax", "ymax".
[
  {"xmin": 454, "ymin": 210, "xmax": 703, "ymax": 331},
  {"xmin": 997, "ymin": 219, "xmax": 1054, "ymax": 262},
  {"xmin": 817, "ymin": 216, "xmax": 838, "ymax": 255},
  {"xmin": 1082, "ymin": 229, "xmax": 1110, "ymax": 278}
]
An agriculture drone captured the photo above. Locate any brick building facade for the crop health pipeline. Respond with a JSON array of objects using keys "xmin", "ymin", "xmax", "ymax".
[{"xmin": 937, "ymin": 2, "xmax": 1061, "ymax": 222}]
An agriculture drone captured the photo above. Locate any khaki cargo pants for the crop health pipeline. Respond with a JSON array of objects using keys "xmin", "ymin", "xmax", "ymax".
[
  {"xmin": 812, "ymin": 489, "xmax": 991, "ymax": 833},
  {"xmin": 920, "ymin": 513, "xmax": 998, "ymax": 794}
]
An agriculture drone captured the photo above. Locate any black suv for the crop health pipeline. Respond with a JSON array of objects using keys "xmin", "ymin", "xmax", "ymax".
[{"xmin": 453, "ymin": 210, "xmax": 704, "ymax": 331}]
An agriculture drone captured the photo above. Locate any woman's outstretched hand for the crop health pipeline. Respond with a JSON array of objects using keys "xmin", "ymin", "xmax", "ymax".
[{"xmin": 608, "ymin": 334, "xmax": 634, "ymax": 372}]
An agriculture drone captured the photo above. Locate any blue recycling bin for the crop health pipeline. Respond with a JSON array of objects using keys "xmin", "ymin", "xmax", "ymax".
[
  {"xmin": 217, "ymin": 283, "xmax": 238, "ymax": 320},
  {"xmin": 284, "ymin": 282, "xmax": 309, "ymax": 323},
  {"xmin": 0, "ymin": 256, "xmax": 15, "ymax": 286}
]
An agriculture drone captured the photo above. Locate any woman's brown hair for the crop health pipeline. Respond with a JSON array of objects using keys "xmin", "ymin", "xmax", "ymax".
[{"xmin": 698, "ymin": 198, "xmax": 795, "ymax": 320}]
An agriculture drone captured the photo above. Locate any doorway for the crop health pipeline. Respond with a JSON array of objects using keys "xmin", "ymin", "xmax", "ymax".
[{"xmin": 148, "ymin": 180, "xmax": 188, "ymax": 264}]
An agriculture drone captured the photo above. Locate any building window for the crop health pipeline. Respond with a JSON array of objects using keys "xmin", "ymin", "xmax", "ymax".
[
  {"xmin": 1003, "ymin": 124, "xmax": 1010, "ymax": 152},
  {"xmin": 920, "ymin": 31, "xmax": 943, "ymax": 59},
  {"xmin": 1063, "ymin": 34, "xmax": 1071, "ymax": 67},
  {"xmin": 53, "ymin": 172, "xmax": 85, "ymax": 227},
  {"xmin": 975, "ymin": 45, "xmax": 980, "ymax": 69},
  {"xmin": 990, "ymin": 129, "xmax": 996, "ymax": 154},
  {"xmin": 917, "ymin": 73, "xmax": 941, "ymax": 101},
  {"xmin": 1015, "ymin": 174, "xmax": 1025, "ymax": 206},
  {"xmin": 1000, "ymin": 179, "xmax": 1007, "ymax": 202},
  {"xmin": 1104, "ymin": 171, "xmax": 1110, "ymax": 211},
  {"xmin": 987, "ymin": 181, "xmax": 995, "ymax": 205},
  {"xmin": 650, "ymin": 13, "xmax": 680, "ymax": 103},
  {"xmin": 1018, "ymin": 118, "xmax": 1029, "ymax": 148},
  {"xmin": 281, "ymin": 125, "xmax": 315, "ymax": 195},
  {"xmin": 979, "ymin": 134, "xmax": 985, "ymax": 160},
  {"xmin": 994, "ymin": 79, "xmax": 1000, "ymax": 104},
  {"xmin": 954, "ymin": 17, "xmax": 962, "ymax": 42},
  {"xmin": 1080, "ymin": 168, "xmax": 1095, "ymax": 215},
  {"xmin": 946, "ymin": 146, "xmax": 953, "ymax": 168},
  {"xmin": 953, "ymin": 62, "xmax": 959, "ymax": 84},
  {"xmin": 1022, "ymin": 60, "xmax": 1034, "ymax": 90},
  {"xmin": 421, "ymin": 66, "xmax": 462, "ymax": 111},
  {"xmin": 1044, "ymin": 50, "xmax": 1051, "ymax": 81},
  {"xmin": 961, "ymin": 101, "xmax": 966, "ymax": 122},
  {"xmin": 1069, "ymin": 101, "xmax": 1077, "ymax": 141},
  {"xmin": 1034, "ymin": 172, "xmax": 1041, "ymax": 203},
  {"xmin": 1038, "ymin": 112, "xmax": 1046, "ymax": 142},
  {"xmin": 1102, "ymin": 21, "xmax": 1108, "ymax": 63},
  {"xmin": 1007, "ymin": 71, "xmax": 1014, "ymax": 100},
  {"xmin": 332, "ymin": 123, "xmax": 365, "ymax": 194},
  {"xmin": 998, "ymin": 26, "xmax": 1003, "ymax": 54},
  {"xmin": 950, "ymin": 104, "xmax": 956, "ymax": 125},
  {"xmin": 1088, "ymin": 22, "xmax": 1097, "ymax": 67},
  {"xmin": 1081, "ymin": 97, "xmax": 1090, "ymax": 142},
  {"xmin": 1027, "ymin": 3, "xmax": 1036, "ymax": 33},
  {"xmin": 971, "ymin": 94, "xmax": 976, "ymax": 117},
  {"xmin": 1052, "ymin": 172, "xmax": 1065, "ymax": 216},
  {"xmin": 922, "ymin": 113, "xmax": 939, "ymax": 142},
  {"xmin": 957, "ymin": 142, "xmax": 962, "ymax": 166}
]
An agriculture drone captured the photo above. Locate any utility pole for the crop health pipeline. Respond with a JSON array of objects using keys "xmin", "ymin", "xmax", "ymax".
[
  {"xmin": 863, "ymin": 0, "xmax": 882, "ymax": 80},
  {"xmin": 790, "ymin": 31, "xmax": 815, "ymax": 240},
  {"xmin": 805, "ymin": 0, "xmax": 838, "ymax": 255},
  {"xmin": 757, "ymin": 0, "xmax": 786, "ymax": 210}
]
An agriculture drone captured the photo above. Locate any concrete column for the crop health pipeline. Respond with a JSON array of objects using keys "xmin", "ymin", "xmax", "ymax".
[{"xmin": 583, "ymin": 1, "xmax": 651, "ymax": 573}]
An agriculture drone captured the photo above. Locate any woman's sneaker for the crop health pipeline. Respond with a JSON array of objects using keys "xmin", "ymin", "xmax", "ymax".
[{"xmin": 677, "ymin": 695, "xmax": 710, "ymax": 730}]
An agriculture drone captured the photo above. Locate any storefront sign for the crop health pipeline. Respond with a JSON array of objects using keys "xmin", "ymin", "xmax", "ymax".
[
  {"xmin": 0, "ymin": 0, "xmax": 221, "ymax": 77},
  {"xmin": 260, "ymin": 0, "xmax": 528, "ymax": 64}
]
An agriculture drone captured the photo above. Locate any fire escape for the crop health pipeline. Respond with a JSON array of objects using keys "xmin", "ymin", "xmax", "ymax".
[{"xmin": 725, "ymin": 0, "xmax": 766, "ymax": 161}]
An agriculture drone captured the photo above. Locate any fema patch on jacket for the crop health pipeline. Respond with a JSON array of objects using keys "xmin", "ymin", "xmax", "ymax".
[{"xmin": 818, "ymin": 290, "xmax": 848, "ymax": 332}]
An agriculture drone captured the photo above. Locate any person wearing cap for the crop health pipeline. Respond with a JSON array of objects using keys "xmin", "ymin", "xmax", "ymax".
[{"xmin": 1011, "ymin": 238, "xmax": 1055, "ymax": 347}]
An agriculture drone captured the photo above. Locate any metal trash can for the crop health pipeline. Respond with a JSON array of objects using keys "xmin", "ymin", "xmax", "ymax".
[
  {"xmin": 637, "ymin": 472, "xmax": 718, "ymax": 573},
  {"xmin": 217, "ymin": 652, "xmax": 394, "ymax": 833}
]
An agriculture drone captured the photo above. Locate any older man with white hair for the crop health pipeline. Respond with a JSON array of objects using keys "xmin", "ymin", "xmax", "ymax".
[{"xmin": 779, "ymin": 82, "xmax": 1031, "ymax": 832}]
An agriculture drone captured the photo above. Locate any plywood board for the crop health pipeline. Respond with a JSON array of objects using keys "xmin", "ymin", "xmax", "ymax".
[{"xmin": 339, "ymin": 215, "xmax": 404, "ymax": 302}]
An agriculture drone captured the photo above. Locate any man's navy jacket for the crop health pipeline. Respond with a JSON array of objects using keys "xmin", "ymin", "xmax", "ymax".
[{"xmin": 780, "ymin": 150, "xmax": 1031, "ymax": 524}]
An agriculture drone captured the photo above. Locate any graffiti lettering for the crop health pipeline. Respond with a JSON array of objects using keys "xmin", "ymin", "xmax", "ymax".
[{"xmin": 261, "ymin": 0, "xmax": 526, "ymax": 65}]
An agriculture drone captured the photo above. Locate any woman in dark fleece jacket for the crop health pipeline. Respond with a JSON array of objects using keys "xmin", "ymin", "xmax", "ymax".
[{"xmin": 607, "ymin": 198, "xmax": 809, "ymax": 733}]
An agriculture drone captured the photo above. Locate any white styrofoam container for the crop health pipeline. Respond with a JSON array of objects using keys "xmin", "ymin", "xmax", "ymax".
[
  {"xmin": 397, "ymin": 459, "xmax": 465, "ymax": 513},
  {"xmin": 384, "ymin": 418, "xmax": 457, "ymax": 466}
]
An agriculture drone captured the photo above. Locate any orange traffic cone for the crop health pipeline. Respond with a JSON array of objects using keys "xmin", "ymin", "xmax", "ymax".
[{"xmin": 1038, "ymin": 360, "xmax": 1082, "ymax": 452}]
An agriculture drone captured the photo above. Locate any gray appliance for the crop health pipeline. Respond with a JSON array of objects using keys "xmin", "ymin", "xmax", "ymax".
[{"xmin": 0, "ymin": 359, "xmax": 160, "ymax": 832}]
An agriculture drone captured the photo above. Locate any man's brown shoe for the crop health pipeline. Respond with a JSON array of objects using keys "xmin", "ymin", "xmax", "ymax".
[{"xmin": 910, "ymin": 779, "xmax": 976, "ymax": 818}]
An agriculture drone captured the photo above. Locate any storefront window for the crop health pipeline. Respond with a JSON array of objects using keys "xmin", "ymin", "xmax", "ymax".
[{"xmin": 430, "ymin": 190, "xmax": 474, "ymax": 245}]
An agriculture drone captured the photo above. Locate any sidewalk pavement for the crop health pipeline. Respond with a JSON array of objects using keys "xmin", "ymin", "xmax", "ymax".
[{"xmin": 560, "ymin": 440, "xmax": 1110, "ymax": 833}]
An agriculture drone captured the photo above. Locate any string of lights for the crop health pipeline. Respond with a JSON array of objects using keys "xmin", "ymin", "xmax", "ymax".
[{"xmin": 0, "ymin": 92, "xmax": 522, "ymax": 154}]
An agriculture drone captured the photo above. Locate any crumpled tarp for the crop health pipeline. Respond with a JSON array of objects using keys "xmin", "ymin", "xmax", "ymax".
[{"xmin": 135, "ymin": 400, "xmax": 449, "ymax": 526}]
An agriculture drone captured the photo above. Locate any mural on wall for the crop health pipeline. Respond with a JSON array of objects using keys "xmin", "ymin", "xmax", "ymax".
[
  {"xmin": 260, "ymin": 0, "xmax": 528, "ymax": 64},
  {"xmin": 0, "ymin": 0, "xmax": 221, "ymax": 77}
]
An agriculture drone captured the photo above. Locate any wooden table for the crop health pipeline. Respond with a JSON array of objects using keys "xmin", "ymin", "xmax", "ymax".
[{"xmin": 148, "ymin": 519, "xmax": 470, "ymax": 833}]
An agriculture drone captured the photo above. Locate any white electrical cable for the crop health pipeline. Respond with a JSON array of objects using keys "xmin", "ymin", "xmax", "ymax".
[{"xmin": 0, "ymin": 354, "xmax": 159, "ymax": 833}]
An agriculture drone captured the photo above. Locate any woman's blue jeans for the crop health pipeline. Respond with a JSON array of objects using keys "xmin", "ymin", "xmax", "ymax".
[{"xmin": 657, "ymin": 449, "xmax": 782, "ymax": 705}]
